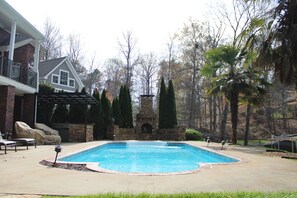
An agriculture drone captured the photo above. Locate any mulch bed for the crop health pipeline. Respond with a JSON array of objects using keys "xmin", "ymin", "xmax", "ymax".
[
  {"xmin": 39, "ymin": 160, "xmax": 92, "ymax": 172},
  {"xmin": 264, "ymin": 151, "xmax": 297, "ymax": 159}
]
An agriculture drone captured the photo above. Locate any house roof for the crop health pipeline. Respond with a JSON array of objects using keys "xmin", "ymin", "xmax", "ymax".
[
  {"xmin": 39, "ymin": 57, "xmax": 67, "ymax": 77},
  {"xmin": 39, "ymin": 56, "xmax": 84, "ymax": 91},
  {"xmin": 0, "ymin": 1, "xmax": 44, "ymax": 41}
]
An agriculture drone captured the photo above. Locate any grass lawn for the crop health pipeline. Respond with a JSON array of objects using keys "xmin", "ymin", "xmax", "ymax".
[{"xmin": 44, "ymin": 192, "xmax": 297, "ymax": 198}]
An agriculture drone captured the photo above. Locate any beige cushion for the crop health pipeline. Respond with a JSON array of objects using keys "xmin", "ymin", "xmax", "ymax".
[
  {"xmin": 35, "ymin": 123, "xmax": 59, "ymax": 135},
  {"xmin": 15, "ymin": 121, "xmax": 61, "ymax": 145}
]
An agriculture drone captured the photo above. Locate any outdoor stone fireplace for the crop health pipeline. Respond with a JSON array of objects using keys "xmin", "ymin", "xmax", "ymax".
[
  {"xmin": 107, "ymin": 94, "xmax": 186, "ymax": 141},
  {"xmin": 135, "ymin": 95, "xmax": 157, "ymax": 133}
]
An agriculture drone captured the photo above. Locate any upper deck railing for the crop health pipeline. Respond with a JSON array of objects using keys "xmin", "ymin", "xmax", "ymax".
[{"xmin": 0, "ymin": 56, "xmax": 37, "ymax": 88}]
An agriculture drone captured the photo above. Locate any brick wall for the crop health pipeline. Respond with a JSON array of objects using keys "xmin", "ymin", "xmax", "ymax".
[
  {"xmin": 53, "ymin": 123, "xmax": 94, "ymax": 142},
  {"xmin": 13, "ymin": 44, "xmax": 35, "ymax": 84},
  {"xmin": 22, "ymin": 94, "xmax": 35, "ymax": 128},
  {"xmin": 0, "ymin": 85, "xmax": 15, "ymax": 134},
  {"xmin": 69, "ymin": 124, "xmax": 94, "ymax": 142}
]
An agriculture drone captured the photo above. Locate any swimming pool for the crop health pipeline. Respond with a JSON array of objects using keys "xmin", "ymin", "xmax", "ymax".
[{"xmin": 59, "ymin": 141, "xmax": 239, "ymax": 174}]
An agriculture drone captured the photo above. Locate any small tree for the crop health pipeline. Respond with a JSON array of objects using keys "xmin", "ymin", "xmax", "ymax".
[
  {"xmin": 51, "ymin": 103, "xmax": 68, "ymax": 123},
  {"xmin": 51, "ymin": 90, "xmax": 68, "ymax": 123},
  {"xmin": 68, "ymin": 88, "xmax": 88, "ymax": 123},
  {"xmin": 37, "ymin": 83, "xmax": 55, "ymax": 125}
]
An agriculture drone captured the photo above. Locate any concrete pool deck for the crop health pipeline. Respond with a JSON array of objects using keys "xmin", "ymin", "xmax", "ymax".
[{"xmin": 0, "ymin": 141, "xmax": 297, "ymax": 197}]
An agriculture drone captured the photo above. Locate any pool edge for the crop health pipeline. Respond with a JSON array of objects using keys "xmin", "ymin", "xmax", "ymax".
[{"xmin": 41, "ymin": 141, "xmax": 244, "ymax": 176}]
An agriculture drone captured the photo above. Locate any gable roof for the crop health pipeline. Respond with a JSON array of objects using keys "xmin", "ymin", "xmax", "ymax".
[
  {"xmin": 38, "ymin": 56, "xmax": 84, "ymax": 91},
  {"xmin": 39, "ymin": 57, "xmax": 66, "ymax": 77}
]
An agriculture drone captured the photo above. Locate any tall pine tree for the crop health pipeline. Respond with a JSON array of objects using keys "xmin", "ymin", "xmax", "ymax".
[
  {"xmin": 167, "ymin": 80, "xmax": 177, "ymax": 128},
  {"xmin": 101, "ymin": 89, "xmax": 111, "ymax": 138},
  {"xmin": 119, "ymin": 85, "xmax": 127, "ymax": 128},
  {"xmin": 158, "ymin": 77, "xmax": 167, "ymax": 129},
  {"xmin": 112, "ymin": 97, "xmax": 122, "ymax": 126},
  {"xmin": 126, "ymin": 86, "xmax": 134, "ymax": 128},
  {"xmin": 88, "ymin": 88, "xmax": 104, "ymax": 139},
  {"xmin": 119, "ymin": 85, "xmax": 134, "ymax": 128}
]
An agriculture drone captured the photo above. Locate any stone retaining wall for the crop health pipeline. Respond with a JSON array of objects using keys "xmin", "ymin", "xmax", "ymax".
[
  {"xmin": 109, "ymin": 125, "xmax": 186, "ymax": 141},
  {"xmin": 52, "ymin": 123, "xmax": 93, "ymax": 142}
]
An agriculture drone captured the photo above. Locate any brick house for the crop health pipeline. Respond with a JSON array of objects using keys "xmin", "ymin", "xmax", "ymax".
[{"xmin": 0, "ymin": 0, "xmax": 44, "ymax": 135}]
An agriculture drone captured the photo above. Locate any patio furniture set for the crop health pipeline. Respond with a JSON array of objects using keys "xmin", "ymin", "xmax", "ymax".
[{"xmin": 0, "ymin": 121, "xmax": 61, "ymax": 154}]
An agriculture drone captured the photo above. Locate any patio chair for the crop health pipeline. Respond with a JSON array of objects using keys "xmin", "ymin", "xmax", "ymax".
[
  {"xmin": 12, "ymin": 137, "xmax": 36, "ymax": 149},
  {"xmin": 0, "ymin": 131, "xmax": 17, "ymax": 154}
]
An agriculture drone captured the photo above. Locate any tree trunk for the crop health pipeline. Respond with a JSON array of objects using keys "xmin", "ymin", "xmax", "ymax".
[
  {"xmin": 230, "ymin": 91, "xmax": 239, "ymax": 144},
  {"xmin": 244, "ymin": 102, "xmax": 251, "ymax": 146},
  {"xmin": 209, "ymin": 96, "xmax": 213, "ymax": 132},
  {"xmin": 213, "ymin": 96, "xmax": 217, "ymax": 133},
  {"xmin": 281, "ymin": 88, "xmax": 287, "ymax": 130},
  {"xmin": 220, "ymin": 102, "xmax": 229, "ymax": 141},
  {"xmin": 265, "ymin": 100, "xmax": 273, "ymax": 134}
]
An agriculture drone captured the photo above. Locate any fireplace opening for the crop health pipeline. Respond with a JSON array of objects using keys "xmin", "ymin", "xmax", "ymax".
[{"xmin": 141, "ymin": 123, "xmax": 152, "ymax": 133}]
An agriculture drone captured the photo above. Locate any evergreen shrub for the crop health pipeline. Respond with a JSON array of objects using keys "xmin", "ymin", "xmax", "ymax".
[{"xmin": 186, "ymin": 128, "xmax": 202, "ymax": 140}]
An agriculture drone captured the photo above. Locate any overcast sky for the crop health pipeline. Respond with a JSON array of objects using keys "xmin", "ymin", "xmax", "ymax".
[{"xmin": 6, "ymin": 0, "xmax": 223, "ymax": 66}]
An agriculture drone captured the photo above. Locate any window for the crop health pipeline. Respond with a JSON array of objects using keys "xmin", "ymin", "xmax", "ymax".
[
  {"xmin": 52, "ymin": 75, "xmax": 59, "ymax": 84},
  {"xmin": 69, "ymin": 79, "xmax": 75, "ymax": 87},
  {"xmin": 60, "ymin": 70, "xmax": 68, "ymax": 85}
]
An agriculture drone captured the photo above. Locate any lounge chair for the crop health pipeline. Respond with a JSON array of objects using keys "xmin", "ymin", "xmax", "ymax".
[
  {"xmin": 0, "ymin": 132, "xmax": 17, "ymax": 154},
  {"xmin": 12, "ymin": 138, "xmax": 36, "ymax": 149}
]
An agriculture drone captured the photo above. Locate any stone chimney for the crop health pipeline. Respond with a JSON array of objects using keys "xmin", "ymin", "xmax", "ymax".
[{"xmin": 135, "ymin": 95, "xmax": 157, "ymax": 133}]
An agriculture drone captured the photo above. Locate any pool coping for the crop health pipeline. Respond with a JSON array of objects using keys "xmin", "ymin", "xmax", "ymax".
[
  {"xmin": 41, "ymin": 141, "xmax": 243, "ymax": 176},
  {"xmin": 4, "ymin": 141, "xmax": 297, "ymax": 195}
]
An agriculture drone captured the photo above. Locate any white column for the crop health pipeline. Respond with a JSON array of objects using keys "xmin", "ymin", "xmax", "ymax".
[
  {"xmin": 33, "ymin": 41, "xmax": 41, "ymax": 124},
  {"xmin": 34, "ymin": 41, "xmax": 41, "ymax": 91},
  {"xmin": 33, "ymin": 41, "xmax": 40, "ymax": 71},
  {"xmin": 8, "ymin": 21, "xmax": 17, "ymax": 60}
]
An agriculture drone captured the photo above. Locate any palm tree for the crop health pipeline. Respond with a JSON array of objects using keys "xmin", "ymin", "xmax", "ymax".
[
  {"xmin": 239, "ymin": 67, "xmax": 269, "ymax": 146},
  {"xmin": 203, "ymin": 45, "xmax": 269, "ymax": 144},
  {"xmin": 203, "ymin": 46, "xmax": 241, "ymax": 144}
]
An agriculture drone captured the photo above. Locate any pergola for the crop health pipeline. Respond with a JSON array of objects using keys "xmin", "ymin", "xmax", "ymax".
[
  {"xmin": 36, "ymin": 92, "xmax": 98, "ymax": 105},
  {"xmin": 36, "ymin": 92, "xmax": 99, "ymax": 142}
]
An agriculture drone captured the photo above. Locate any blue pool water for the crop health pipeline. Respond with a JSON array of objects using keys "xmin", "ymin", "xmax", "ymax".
[{"xmin": 60, "ymin": 141, "xmax": 238, "ymax": 173}]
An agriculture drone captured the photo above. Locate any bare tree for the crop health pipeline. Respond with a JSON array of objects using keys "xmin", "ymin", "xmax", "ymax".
[
  {"xmin": 117, "ymin": 30, "xmax": 140, "ymax": 89},
  {"xmin": 177, "ymin": 19, "xmax": 211, "ymax": 128},
  {"xmin": 160, "ymin": 34, "xmax": 178, "ymax": 83},
  {"xmin": 103, "ymin": 58, "xmax": 125, "ymax": 97},
  {"xmin": 83, "ymin": 55, "xmax": 102, "ymax": 93},
  {"xmin": 137, "ymin": 52, "xmax": 159, "ymax": 95},
  {"xmin": 66, "ymin": 33, "xmax": 86, "ymax": 77},
  {"xmin": 217, "ymin": 0, "xmax": 269, "ymax": 46},
  {"xmin": 41, "ymin": 18, "xmax": 63, "ymax": 60}
]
